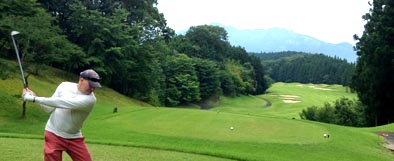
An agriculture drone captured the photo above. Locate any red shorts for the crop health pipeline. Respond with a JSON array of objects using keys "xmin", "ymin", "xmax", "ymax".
[{"xmin": 44, "ymin": 131, "xmax": 92, "ymax": 161}]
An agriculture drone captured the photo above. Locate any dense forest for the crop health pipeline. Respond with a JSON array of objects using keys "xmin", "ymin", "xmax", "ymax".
[
  {"xmin": 0, "ymin": 0, "xmax": 269, "ymax": 107},
  {"xmin": 256, "ymin": 52, "xmax": 355, "ymax": 86}
]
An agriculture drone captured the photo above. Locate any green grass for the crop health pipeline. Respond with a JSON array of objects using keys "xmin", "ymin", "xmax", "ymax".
[
  {"xmin": 0, "ymin": 58, "xmax": 393, "ymax": 161},
  {"xmin": 0, "ymin": 137, "xmax": 232, "ymax": 161},
  {"xmin": 259, "ymin": 82, "xmax": 357, "ymax": 118}
]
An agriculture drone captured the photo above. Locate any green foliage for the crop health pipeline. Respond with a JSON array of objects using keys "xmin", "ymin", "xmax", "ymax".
[
  {"xmin": 300, "ymin": 97, "xmax": 367, "ymax": 127},
  {"xmin": 184, "ymin": 25, "xmax": 229, "ymax": 61},
  {"xmin": 300, "ymin": 105, "xmax": 319, "ymax": 121},
  {"xmin": 219, "ymin": 70, "xmax": 238, "ymax": 97},
  {"xmin": 351, "ymin": 0, "xmax": 394, "ymax": 126},
  {"xmin": 164, "ymin": 54, "xmax": 200, "ymax": 106},
  {"xmin": 193, "ymin": 58, "xmax": 221, "ymax": 101},
  {"xmin": 34, "ymin": 0, "xmax": 167, "ymax": 106},
  {"xmin": 257, "ymin": 52, "xmax": 355, "ymax": 85},
  {"xmin": 0, "ymin": 0, "xmax": 86, "ymax": 72},
  {"xmin": 173, "ymin": 25, "xmax": 269, "ymax": 96},
  {"xmin": 220, "ymin": 59, "xmax": 255, "ymax": 96},
  {"xmin": 0, "ymin": 60, "xmax": 14, "ymax": 80},
  {"xmin": 249, "ymin": 54, "xmax": 271, "ymax": 94},
  {"xmin": 168, "ymin": 26, "xmax": 269, "ymax": 100},
  {"xmin": 218, "ymin": 61, "xmax": 239, "ymax": 96}
]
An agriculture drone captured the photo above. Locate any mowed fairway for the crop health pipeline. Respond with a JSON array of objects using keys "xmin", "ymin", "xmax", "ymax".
[
  {"xmin": 0, "ymin": 65, "xmax": 393, "ymax": 161},
  {"xmin": 214, "ymin": 82, "xmax": 358, "ymax": 119}
]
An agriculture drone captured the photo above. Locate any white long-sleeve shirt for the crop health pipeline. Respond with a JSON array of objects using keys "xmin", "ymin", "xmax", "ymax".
[{"xmin": 34, "ymin": 82, "xmax": 96, "ymax": 138}]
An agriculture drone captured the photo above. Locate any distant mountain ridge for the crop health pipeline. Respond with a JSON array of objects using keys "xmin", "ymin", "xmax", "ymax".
[{"xmin": 221, "ymin": 25, "xmax": 357, "ymax": 62}]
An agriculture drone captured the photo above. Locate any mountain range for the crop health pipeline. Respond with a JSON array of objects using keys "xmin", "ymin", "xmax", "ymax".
[{"xmin": 222, "ymin": 25, "xmax": 357, "ymax": 62}]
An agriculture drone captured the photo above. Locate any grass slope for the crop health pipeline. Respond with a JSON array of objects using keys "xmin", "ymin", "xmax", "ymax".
[{"xmin": 0, "ymin": 58, "xmax": 393, "ymax": 161}]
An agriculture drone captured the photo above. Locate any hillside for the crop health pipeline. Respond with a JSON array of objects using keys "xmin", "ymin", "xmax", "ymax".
[
  {"xmin": 1, "ymin": 58, "xmax": 393, "ymax": 161},
  {"xmin": 256, "ymin": 51, "xmax": 355, "ymax": 85},
  {"xmin": 0, "ymin": 58, "xmax": 151, "ymax": 130}
]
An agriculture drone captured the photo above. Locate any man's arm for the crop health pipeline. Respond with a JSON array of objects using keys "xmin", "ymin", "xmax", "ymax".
[
  {"xmin": 22, "ymin": 87, "xmax": 95, "ymax": 112},
  {"xmin": 39, "ymin": 104, "xmax": 55, "ymax": 113},
  {"xmin": 34, "ymin": 96, "xmax": 95, "ymax": 112}
]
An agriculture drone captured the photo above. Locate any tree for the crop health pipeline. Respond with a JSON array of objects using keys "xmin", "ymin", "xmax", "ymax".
[
  {"xmin": 351, "ymin": 0, "xmax": 394, "ymax": 126},
  {"xmin": 257, "ymin": 52, "xmax": 355, "ymax": 86},
  {"xmin": 193, "ymin": 58, "xmax": 221, "ymax": 101},
  {"xmin": 0, "ymin": 0, "xmax": 86, "ymax": 118},
  {"xmin": 37, "ymin": 0, "xmax": 170, "ymax": 106},
  {"xmin": 0, "ymin": 0, "xmax": 86, "ymax": 73},
  {"xmin": 184, "ymin": 25, "xmax": 229, "ymax": 61},
  {"xmin": 219, "ymin": 59, "xmax": 252, "ymax": 96},
  {"xmin": 228, "ymin": 47, "xmax": 270, "ymax": 94},
  {"xmin": 249, "ymin": 55, "xmax": 270, "ymax": 94},
  {"xmin": 164, "ymin": 54, "xmax": 200, "ymax": 106}
]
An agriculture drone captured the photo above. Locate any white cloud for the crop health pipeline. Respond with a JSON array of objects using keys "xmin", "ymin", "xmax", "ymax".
[{"xmin": 157, "ymin": 0, "xmax": 370, "ymax": 44}]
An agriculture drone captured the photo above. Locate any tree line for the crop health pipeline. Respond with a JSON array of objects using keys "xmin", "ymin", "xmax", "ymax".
[
  {"xmin": 256, "ymin": 51, "xmax": 355, "ymax": 86},
  {"xmin": 0, "ymin": 0, "xmax": 270, "ymax": 107}
]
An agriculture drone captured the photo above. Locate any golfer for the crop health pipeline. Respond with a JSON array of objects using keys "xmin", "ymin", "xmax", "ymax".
[{"xmin": 22, "ymin": 69, "xmax": 101, "ymax": 161}]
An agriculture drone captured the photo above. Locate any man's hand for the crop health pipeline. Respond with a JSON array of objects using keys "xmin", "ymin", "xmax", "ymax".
[
  {"xmin": 22, "ymin": 88, "xmax": 36, "ymax": 102},
  {"xmin": 22, "ymin": 92, "xmax": 36, "ymax": 102}
]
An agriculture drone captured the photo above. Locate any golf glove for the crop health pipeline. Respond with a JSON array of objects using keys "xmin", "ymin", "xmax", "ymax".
[{"xmin": 23, "ymin": 92, "xmax": 36, "ymax": 102}]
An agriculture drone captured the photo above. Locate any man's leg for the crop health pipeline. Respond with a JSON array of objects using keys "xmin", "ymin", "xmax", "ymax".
[
  {"xmin": 44, "ymin": 131, "xmax": 66, "ymax": 161},
  {"xmin": 66, "ymin": 137, "xmax": 92, "ymax": 161}
]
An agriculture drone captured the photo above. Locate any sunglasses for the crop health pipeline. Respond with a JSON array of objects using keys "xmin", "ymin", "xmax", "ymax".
[{"xmin": 82, "ymin": 76, "xmax": 101, "ymax": 82}]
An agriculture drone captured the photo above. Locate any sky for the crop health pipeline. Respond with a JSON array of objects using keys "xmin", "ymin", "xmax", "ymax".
[{"xmin": 156, "ymin": 0, "xmax": 371, "ymax": 44}]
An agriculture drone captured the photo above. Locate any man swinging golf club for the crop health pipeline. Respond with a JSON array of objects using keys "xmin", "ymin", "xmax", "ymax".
[{"xmin": 22, "ymin": 69, "xmax": 101, "ymax": 161}]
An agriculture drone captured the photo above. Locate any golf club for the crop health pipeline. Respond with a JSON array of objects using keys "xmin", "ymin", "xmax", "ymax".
[
  {"xmin": 10, "ymin": 31, "xmax": 27, "ymax": 88},
  {"xmin": 11, "ymin": 30, "xmax": 28, "ymax": 118}
]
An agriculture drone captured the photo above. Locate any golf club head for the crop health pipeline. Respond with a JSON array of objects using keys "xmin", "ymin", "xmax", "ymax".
[{"xmin": 11, "ymin": 31, "xmax": 20, "ymax": 36}]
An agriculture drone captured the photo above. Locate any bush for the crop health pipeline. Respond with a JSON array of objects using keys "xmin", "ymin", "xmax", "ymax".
[
  {"xmin": 315, "ymin": 103, "xmax": 335, "ymax": 123},
  {"xmin": 299, "ymin": 105, "xmax": 318, "ymax": 121},
  {"xmin": 299, "ymin": 97, "xmax": 367, "ymax": 127}
]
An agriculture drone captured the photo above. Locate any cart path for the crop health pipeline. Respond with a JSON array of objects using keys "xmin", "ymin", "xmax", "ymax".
[
  {"xmin": 377, "ymin": 132, "xmax": 394, "ymax": 151},
  {"xmin": 260, "ymin": 97, "xmax": 272, "ymax": 108}
]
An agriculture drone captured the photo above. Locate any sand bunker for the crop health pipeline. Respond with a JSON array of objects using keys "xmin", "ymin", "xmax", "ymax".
[
  {"xmin": 307, "ymin": 85, "xmax": 332, "ymax": 91},
  {"xmin": 282, "ymin": 99, "xmax": 301, "ymax": 103},
  {"xmin": 279, "ymin": 95, "xmax": 301, "ymax": 104},
  {"xmin": 313, "ymin": 87, "xmax": 332, "ymax": 91},
  {"xmin": 280, "ymin": 95, "xmax": 299, "ymax": 98}
]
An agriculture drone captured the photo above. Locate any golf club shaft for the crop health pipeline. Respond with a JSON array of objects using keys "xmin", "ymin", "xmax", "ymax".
[{"xmin": 11, "ymin": 35, "xmax": 27, "ymax": 88}]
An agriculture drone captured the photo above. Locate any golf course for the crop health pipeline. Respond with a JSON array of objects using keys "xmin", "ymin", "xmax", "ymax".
[{"xmin": 0, "ymin": 59, "xmax": 393, "ymax": 161}]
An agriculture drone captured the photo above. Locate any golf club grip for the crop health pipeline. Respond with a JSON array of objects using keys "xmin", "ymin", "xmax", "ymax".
[{"xmin": 22, "ymin": 100, "xmax": 27, "ymax": 118}]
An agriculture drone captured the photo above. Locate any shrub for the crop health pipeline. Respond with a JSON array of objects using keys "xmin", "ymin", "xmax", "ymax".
[
  {"xmin": 299, "ymin": 97, "xmax": 367, "ymax": 127},
  {"xmin": 299, "ymin": 106, "xmax": 318, "ymax": 121}
]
